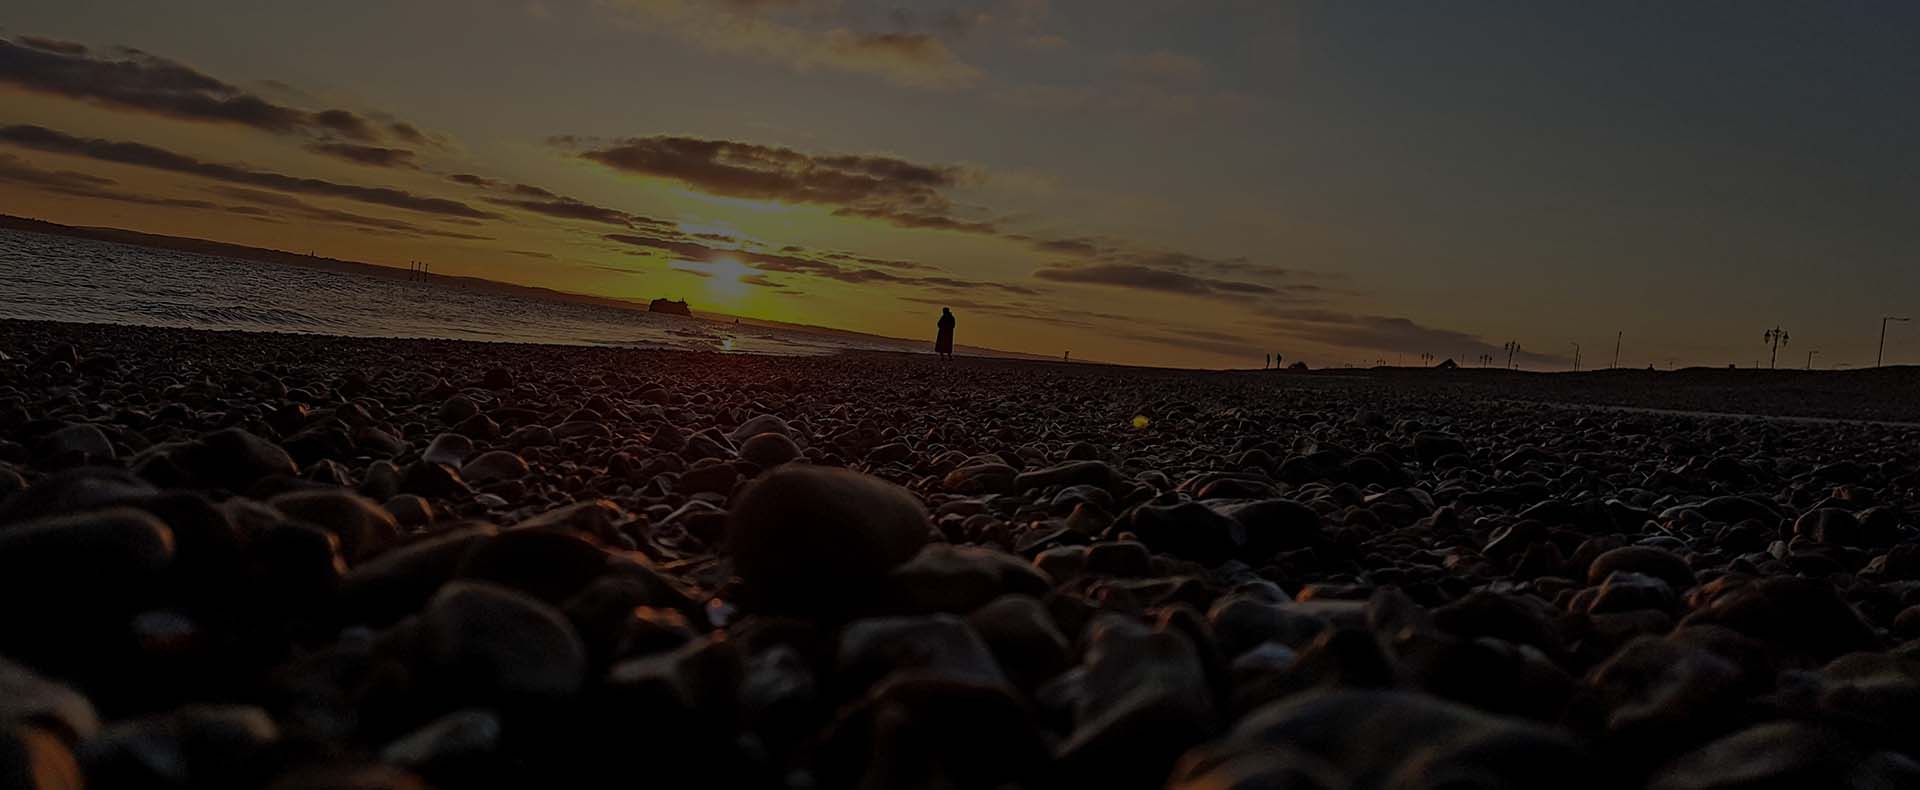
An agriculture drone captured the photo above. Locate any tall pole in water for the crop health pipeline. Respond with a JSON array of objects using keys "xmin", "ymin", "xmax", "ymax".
[
  {"xmin": 1806, "ymin": 349, "xmax": 1818, "ymax": 370},
  {"xmin": 1879, "ymin": 317, "xmax": 1910, "ymax": 368},
  {"xmin": 1612, "ymin": 331, "xmax": 1621, "ymax": 369}
]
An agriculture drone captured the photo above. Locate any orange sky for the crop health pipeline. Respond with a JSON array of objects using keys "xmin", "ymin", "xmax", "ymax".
[{"xmin": 4, "ymin": 2, "xmax": 1919, "ymax": 369}]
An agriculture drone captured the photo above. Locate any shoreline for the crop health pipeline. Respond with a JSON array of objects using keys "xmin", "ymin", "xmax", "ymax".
[
  {"xmin": 9, "ymin": 317, "xmax": 1920, "ymax": 422},
  {"xmin": 0, "ymin": 216, "xmax": 1057, "ymax": 364}
]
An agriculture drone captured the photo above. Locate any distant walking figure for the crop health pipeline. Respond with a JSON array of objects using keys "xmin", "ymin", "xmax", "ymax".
[{"xmin": 935, "ymin": 308, "xmax": 956, "ymax": 359}]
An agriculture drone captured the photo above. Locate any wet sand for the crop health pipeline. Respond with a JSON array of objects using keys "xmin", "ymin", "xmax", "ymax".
[{"xmin": 3, "ymin": 318, "xmax": 1918, "ymax": 788}]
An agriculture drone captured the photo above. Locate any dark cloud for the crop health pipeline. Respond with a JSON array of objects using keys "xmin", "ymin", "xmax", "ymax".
[
  {"xmin": 507, "ymin": 183, "xmax": 560, "ymax": 199},
  {"xmin": 819, "ymin": 250, "xmax": 929, "ymax": 270},
  {"xmin": 446, "ymin": 171, "xmax": 666, "ymax": 229},
  {"xmin": 919, "ymin": 275, "xmax": 1038, "ymax": 296},
  {"xmin": 739, "ymin": 273, "xmax": 789, "ymax": 289},
  {"xmin": 0, "ymin": 124, "xmax": 498, "ymax": 219},
  {"xmin": 568, "ymin": 134, "xmax": 998, "ymax": 232},
  {"xmin": 564, "ymin": 133, "xmax": 1320, "ymax": 300},
  {"xmin": 486, "ymin": 197, "xmax": 638, "ymax": 227},
  {"xmin": 1033, "ymin": 262, "xmax": 1282, "ymax": 299},
  {"xmin": 206, "ymin": 186, "xmax": 492, "ymax": 240},
  {"xmin": 387, "ymin": 122, "xmax": 429, "ymax": 145},
  {"xmin": 1010, "ymin": 232, "xmax": 1303, "ymax": 282},
  {"xmin": 584, "ymin": 263, "xmax": 648, "ymax": 276},
  {"xmin": 602, "ymin": 229, "xmax": 1020, "ymax": 295},
  {"xmin": 16, "ymin": 36, "xmax": 87, "ymax": 55},
  {"xmin": 832, "ymin": 205, "xmax": 998, "ymax": 233},
  {"xmin": 0, "ymin": 153, "xmax": 268, "ymax": 217},
  {"xmin": 575, "ymin": 135, "xmax": 959, "ymax": 203},
  {"xmin": 0, "ymin": 152, "xmax": 113, "ymax": 190},
  {"xmin": 717, "ymin": 0, "xmax": 818, "ymax": 9},
  {"xmin": 308, "ymin": 109, "xmax": 380, "ymax": 142},
  {"xmin": 0, "ymin": 35, "xmax": 420, "ymax": 143},
  {"xmin": 306, "ymin": 143, "xmax": 418, "ymax": 168},
  {"xmin": 1025, "ymin": 236, "xmax": 1104, "ymax": 257},
  {"xmin": 613, "ymin": 1, "xmax": 981, "ymax": 88},
  {"xmin": 505, "ymin": 249, "xmax": 554, "ymax": 259}
]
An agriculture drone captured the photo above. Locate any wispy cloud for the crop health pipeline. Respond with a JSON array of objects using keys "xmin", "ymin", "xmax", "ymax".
[
  {"xmin": 0, "ymin": 124, "xmax": 496, "ymax": 219},
  {"xmin": 564, "ymin": 133, "xmax": 999, "ymax": 233},
  {"xmin": 609, "ymin": 0, "xmax": 983, "ymax": 89},
  {"xmin": 446, "ymin": 173, "xmax": 675, "ymax": 230},
  {"xmin": 602, "ymin": 228, "xmax": 1034, "ymax": 295},
  {"xmin": 1032, "ymin": 261, "xmax": 1323, "ymax": 303},
  {"xmin": 0, "ymin": 35, "xmax": 430, "ymax": 146},
  {"xmin": 305, "ymin": 143, "xmax": 418, "ymax": 169},
  {"xmin": 0, "ymin": 152, "xmax": 270, "ymax": 218},
  {"xmin": 206, "ymin": 186, "xmax": 491, "ymax": 240}
]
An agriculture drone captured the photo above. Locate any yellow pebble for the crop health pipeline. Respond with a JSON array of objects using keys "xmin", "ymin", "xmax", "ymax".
[{"xmin": 1131, "ymin": 415, "xmax": 1150, "ymax": 429}]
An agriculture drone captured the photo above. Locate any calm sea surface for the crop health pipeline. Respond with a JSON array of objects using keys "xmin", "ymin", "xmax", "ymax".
[{"xmin": 0, "ymin": 228, "xmax": 934, "ymax": 356}]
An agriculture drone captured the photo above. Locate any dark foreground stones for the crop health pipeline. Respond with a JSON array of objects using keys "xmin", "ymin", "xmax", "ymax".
[
  {"xmin": 3, "ymin": 318, "xmax": 1920, "ymax": 789},
  {"xmin": 727, "ymin": 465, "xmax": 928, "ymax": 616}
]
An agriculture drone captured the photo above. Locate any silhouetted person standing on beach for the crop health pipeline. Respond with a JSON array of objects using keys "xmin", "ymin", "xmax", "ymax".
[{"xmin": 935, "ymin": 308, "xmax": 956, "ymax": 360}]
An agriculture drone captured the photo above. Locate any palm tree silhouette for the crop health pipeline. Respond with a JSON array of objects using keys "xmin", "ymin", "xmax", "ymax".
[
  {"xmin": 1763, "ymin": 327, "xmax": 1790, "ymax": 369},
  {"xmin": 1503, "ymin": 341, "xmax": 1522, "ymax": 369}
]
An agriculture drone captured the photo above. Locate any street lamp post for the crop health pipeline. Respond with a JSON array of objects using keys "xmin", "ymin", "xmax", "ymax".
[{"xmin": 1879, "ymin": 317, "xmax": 1910, "ymax": 368}]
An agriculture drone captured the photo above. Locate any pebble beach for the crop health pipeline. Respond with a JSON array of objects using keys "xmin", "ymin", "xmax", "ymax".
[{"xmin": 4, "ymin": 318, "xmax": 1919, "ymax": 788}]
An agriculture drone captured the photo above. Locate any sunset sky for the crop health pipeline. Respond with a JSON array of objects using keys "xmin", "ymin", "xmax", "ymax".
[{"xmin": 3, "ymin": 2, "xmax": 1918, "ymax": 369}]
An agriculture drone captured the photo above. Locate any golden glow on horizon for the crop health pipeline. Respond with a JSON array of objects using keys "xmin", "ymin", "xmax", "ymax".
[{"xmin": 668, "ymin": 257, "xmax": 756, "ymax": 305}]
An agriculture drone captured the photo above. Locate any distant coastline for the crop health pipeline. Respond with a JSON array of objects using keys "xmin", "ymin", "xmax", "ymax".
[{"xmin": 0, "ymin": 214, "xmax": 1052, "ymax": 362}]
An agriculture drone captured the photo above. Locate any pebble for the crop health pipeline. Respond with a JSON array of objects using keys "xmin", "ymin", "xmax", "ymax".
[
  {"xmin": 886, "ymin": 544, "xmax": 1053, "ymax": 613},
  {"xmin": 737, "ymin": 432, "xmax": 801, "ymax": 468},
  {"xmin": 1057, "ymin": 615, "xmax": 1216, "ymax": 786},
  {"xmin": 458, "ymin": 450, "xmax": 528, "ymax": 483},
  {"xmin": 5, "ymin": 320, "xmax": 1920, "ymax": 789},
  {"xmin": 421, "ymin": 433, "xmax": 473, "ymax": 467},
  {"xmin": 838, "ymin": 614, "xmax": 1007, "ymax": 689},
  {"xmin": 409, "ymin": 581, "xmax": 587, "ymax": 699},
  {"xmin": 270, "ymin": 489, "xmax": 401, "ymax": 563},
  {"xmin": 167, "ymin": 428, "xmax": 297, "ymax": 492},
  {"xmin": 726, "ymin": 465, "xmax": 928, "ymax": 615},
  {"xmin": 36, "ymin": 423, "xmax": 114, "ymax": 463},
  {"xmin": 0, "ymin": 656, "xmax": 99, "ymax": 740}
]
